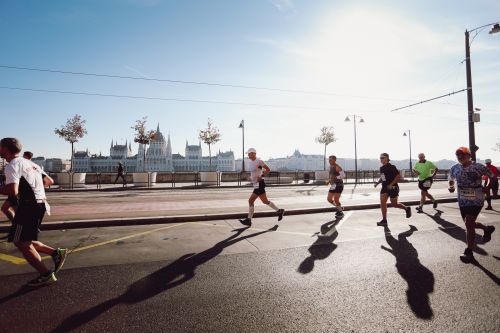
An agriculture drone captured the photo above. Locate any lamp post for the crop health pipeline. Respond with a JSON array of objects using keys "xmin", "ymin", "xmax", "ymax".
[
  {"xmin": 345, "ymin": 115, "xmax": 364, "ymax": 184},
  {"xmin": 238, "ymin": 120, "xmax": 245, "ymax": 172},
  {"xmin": 465, "ymin": 22, "xmax": 500, "ymax": 161},
  {"xmin": 403, "ymin": 130, "xmax": 412, "ymax": 180}
]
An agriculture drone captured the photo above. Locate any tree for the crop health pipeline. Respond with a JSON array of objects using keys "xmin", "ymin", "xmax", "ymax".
[
  {"xmin": 315, "ymin": 126, "xmax": 337, "ymax": 170},
  {"xmin": 54, "ymin": 114, "xmax": 87, "ymax": 172},
  {"xmin": 494, "ymin": 139, "xmax": 500, "ymax": 152},
  {"xmin": 131, "ymin": 117, "xmax": 157, "ymax": 172},
  {"xmin": 198, "ymin": 118, "xmax": 221, "ymax": 171}
]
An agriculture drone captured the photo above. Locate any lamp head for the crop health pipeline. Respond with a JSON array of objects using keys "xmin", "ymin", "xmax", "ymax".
[
  {"xmin": 489, "ymin": 23, "xmax": 500, "ymax": 34},
  {"xmin": 344, "ymin": 116, "xmax": 351, "ymax": 122}
]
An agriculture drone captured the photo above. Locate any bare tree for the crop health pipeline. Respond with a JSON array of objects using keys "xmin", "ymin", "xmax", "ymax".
[
  {"xmin": 315, "ymin": 126, "xmax": 337, "ymax": 170},
  {"xmin": 199, "ymin": 118, "xmax": 222, "ymax": 170},
  {"xmin": 132, "ymin": 117, "xmax": 157, "ymax": 172},
  {"xmin": 54, "ymin": 114, "xmax": 87, "ymax": 172}
]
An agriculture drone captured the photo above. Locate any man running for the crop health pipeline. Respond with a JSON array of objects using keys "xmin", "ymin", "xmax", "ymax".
[
  {"xmin": 413, "ymin": 153, "xmax": 439, "ymax": 213},
  {"xmin": 0, "ymin": 138, "xmax": 67, "ymax": 287},
  {"xmin": 483, "ymin": 159, "xmax": 498, "ymax": 209},
  {"xmin": 448, "ymin": 147, "xmax": 495, "ymax": 262},
  {"xmin": 114, "ymin": 162, "xmax": 126, "ymax": 186},
  {"xmin": 326, "ymin": 155, "xmax": 345, "ymax": 217},
  {"xmin": 374, "ymin": 153, "xmax": 411, "ymax": 226},
  {"xmin": 239, "ymin": 148, "xmax": 285, "ymax": 226}
]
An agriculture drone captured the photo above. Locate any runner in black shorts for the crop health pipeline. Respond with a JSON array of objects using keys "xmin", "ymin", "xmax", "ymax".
[
  {"xmin": 239, "ymin": 148, "xmax": 285, "ymax": 226},
  {"xmin": 326, "ymin": 155, "xmax": 345, "ymax": 217},
  {"xmin": 374, "ymin": 153, "xmax": 411, "ymax": 226}
]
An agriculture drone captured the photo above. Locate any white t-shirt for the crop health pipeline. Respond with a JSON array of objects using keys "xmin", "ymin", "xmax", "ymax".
[
  {"xmin": 5, "ymin": 157, "xmax": 47, "ymax": 201},
  {"xmin": 248, "ymin": 158, "xmax": 265, "ymax": 184}
]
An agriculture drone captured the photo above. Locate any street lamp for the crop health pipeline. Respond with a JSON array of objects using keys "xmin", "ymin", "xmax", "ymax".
[
  {"xmin": 403, "ymin": 130, "xmax": 412, "ymax": 180},
  {"xmin": 345, "ymin": 115, "xmax": 364, "ymax": 184},
  {"xmin": 238, "ymin": 120, "xmax": 245, "ymax": 172},
  {"xmin": 465, "ymin": 22, "xmax": 499, "ymax": 161}
]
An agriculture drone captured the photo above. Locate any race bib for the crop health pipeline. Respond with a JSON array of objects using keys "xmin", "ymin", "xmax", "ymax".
[
  {"xmin": 329, "ymin": 183, "xmax": 337, "ymax": 191},
  {"xmin": 459, "ymin": 188, "xmax": 476, "ymax": 200},
  {"xmin": 380, "ymin": 174, "xmax": 386, "ymax": 181},
  {"xmin": 423, "ymin": 180, "xmax": 431, "ymax": 188}
]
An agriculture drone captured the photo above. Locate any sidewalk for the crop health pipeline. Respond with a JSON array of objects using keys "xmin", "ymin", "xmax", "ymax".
[{"xmin": 0, "ymin": 182, "xmax": 459, "ymax": 231}]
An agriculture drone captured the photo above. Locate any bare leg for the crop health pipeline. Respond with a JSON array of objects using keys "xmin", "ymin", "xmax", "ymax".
[
  {"xmin": 390, "ymin": 197, "xmax": 406, "ymax": 210},
  {"xmin": 15, "ymin": 241, "xmax": 50, "ymax": 274},
  {"xmin": 1, "ymin": 201, "xmax": 15, "ymax": 222},
  {"xmin": 32, "ymin": 241, "xmax": 55, "ymax": 255},
  {"xmin": 380, "ymin": 194, "xmax": 388, "ymax": 220}
]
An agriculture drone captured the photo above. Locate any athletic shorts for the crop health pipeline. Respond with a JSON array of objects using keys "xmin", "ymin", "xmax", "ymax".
[
  {"xmin": 459, "ymin": 205, "xmax": 482, "ymax": 220},
  {"xmin": 381, "ymin": 185, "xmax": 399, "ymax": 198},
  {"xmin": 252, "ymin": 180, "xmax": 266, "ymax": 196},
  {"xmin": 492, "ymin": 179, "xmax": 499, "ymax": 194},
  {"xmin": 8, "ymin": 203, "xmax": 46, "ymax": 243},
  {"xmin": 328, "ymin": 183, "xmax": 344, "ymax": 194},
  {"xmin": 418, "ymin": 178, "xmax": 433, "ymax": 191}
]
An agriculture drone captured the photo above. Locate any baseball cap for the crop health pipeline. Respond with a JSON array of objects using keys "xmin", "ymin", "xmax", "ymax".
[
  {"xmin": 455, "ymin": 147, "xmax": 471, "ymax": 155},
  {"xmin": 485, "ymin": 159, "xmax": 492, "ymax": 164},
  {"xmin": 247, "ymin": 148, "xmax": 256, "ymax": 154}
]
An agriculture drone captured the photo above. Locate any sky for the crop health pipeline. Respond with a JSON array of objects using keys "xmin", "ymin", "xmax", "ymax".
[{"xmin": 0, "ymin": 0, "xmax": 499, "ymax": 162}]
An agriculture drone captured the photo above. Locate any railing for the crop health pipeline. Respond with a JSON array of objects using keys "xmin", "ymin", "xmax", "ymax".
[{"xmin": 43, "ymin": 169, "xmax": 451, "ymax": 191}]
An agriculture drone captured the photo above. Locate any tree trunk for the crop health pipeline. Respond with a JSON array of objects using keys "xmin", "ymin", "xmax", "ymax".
[
  {"xmin": 324, "ymin": 144, "xmax": 327, "ymax": 171},
  {"xmin": 71, "ymin": 142, "xmax": 74, "ymax": 172},
  {"xmin": 143, "ymin": 144, "xmax": 147, "ymax": 172},
  {"xmin": 208, "ymin": 144, "xmax": 212, "ymax": 171}
]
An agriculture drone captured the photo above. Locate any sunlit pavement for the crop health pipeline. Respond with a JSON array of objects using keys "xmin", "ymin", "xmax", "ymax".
[{"xmin": 0, "ymin": 202, "xmax": 499, "ymax": 332}]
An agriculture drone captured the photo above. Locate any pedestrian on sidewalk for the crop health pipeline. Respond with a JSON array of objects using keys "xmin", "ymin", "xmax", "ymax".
[
  {"xmin": 326, "ymin": 155, "xmax": 345, "ymax": 217},
  {"xmin": 0, "ymin": 138, "xmax": 67, "ymax": 287},
  {"xmin": 374, "ymin": 153, "xmax": 411, "ymax": 226},
  {"xmin": 448, "ymin": 147, "xmax": 496, "ymax": 262},
  {"xmin": 483, "ymin": 159, "xmax": 498, "ymax": 209},
  {"xmin": 239, "ymin": 148, "xmax": 285, "ymax": 226},
  {"xmin": 413, "ymin": 153, "xmax": 439, "ymax": 213},
  {"xmin": 114, "ymin": 162, "xmax": 126, "ymax": 186}
]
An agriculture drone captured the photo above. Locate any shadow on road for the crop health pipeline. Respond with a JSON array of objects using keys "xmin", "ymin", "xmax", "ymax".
[
  {"xmin": 381, "ymin": 225, "xmax": 435, "ymax": 320},
  {"xmin": 469, "ymin": 260, "xmax": 500, "ymax": 286},
  {"xmin": 298, "ymin": 216, "xmax": 341, "ymax": 274},
  {"xmin": 424, "ymin": 210, "xmax": 487, "ymax": 255},
  {"xmin": 0, "ymin": 285, "xmax": 35, "ymax": 305},
  {"xmin": 51, "ymin": 225, "xmax": 277, "ymax": 333}
]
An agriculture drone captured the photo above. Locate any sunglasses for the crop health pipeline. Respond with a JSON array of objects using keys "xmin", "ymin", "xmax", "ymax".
[{"xmin": 379, "ymin": 157, "xmax": 386, "ymax": 160}]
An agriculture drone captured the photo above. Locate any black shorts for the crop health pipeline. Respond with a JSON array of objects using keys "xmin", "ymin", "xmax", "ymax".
[
  {"xmin": 492, "ymin": 179, "xmax": 499, "ymax": 193},
  {"xmin": 328, "ymin": 183, "xmax": 344, "ymax": 194},
  {"xmin": 252, "ymin": 180, "xmax": 266, "ymax": 196},
  {"xmin": 6, "ymin": 195, "xmax": 19, "ymax": 208},
  {"xmin": 459, "ymin": 205, "xmax": 482, "ymax": 220},
  {"xmin": 381, "ymin": 185, "xmax": 399, "ymax": 198},
  {"xmin": 8, "ymin": 203, "xmax": 46, "ymax": 243},
  {"xmin": 418, "ymin": 178, "xmax": 433, "ymax": 191}
]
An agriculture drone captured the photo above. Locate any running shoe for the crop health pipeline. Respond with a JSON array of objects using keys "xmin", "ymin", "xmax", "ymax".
[
  {"xmin": 416, "ymin": 206, "xmax": 423, "ymax": 213},
  {"xmin": 483, "ymin": 225, "xmax": 495, "ymax": 243},
  {"xmin": 377, "ymin": 219, "xmax": 388, "ymax": 226},
  {"xmin": 27, "ymin": 271, "xmax": 57, "ymax": 287},
  {"xmin": 277, "ymin": 209, "xmax": 285, "ymax": 221},
  {"xmin": 335, "ymin": 210, "xmax": 344, "ymax": 217},
  {"xmin": 433, "ymin": 201, "xmax": 438, "ymax": 209},
  {"xmin": 485, "ymin": 206, "xmax": 493, "ymax": 210},
  {"xmin": 239, "ymin": 218, "xmax": 252, "ymax": 226},
  {"xmin": 459, "ymin": 248, "xmax": 474, "ymax": 263},
  {"xmin": 52, "ymin": 248, "xmax": 68, "ymax": 274},
  {"xmin": 406, "ymin": 207, "xmax": 412, "ymax": 218}
]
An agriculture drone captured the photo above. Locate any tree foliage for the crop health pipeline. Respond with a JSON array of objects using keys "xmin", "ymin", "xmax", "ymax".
[
  {"xmin": 315, "ymin": 126, "xmax": 336, "ymax": 146},
  {"xmin": 131, "ymin": 117, "xmax": 157, "ymax": 145},
  {"xmin": 198, "ymin": 118, "xmax": 221, "ymax": 146},
  {"xmin": 54, "ymin": 114, "xmax": 87, "ymax": 143}
]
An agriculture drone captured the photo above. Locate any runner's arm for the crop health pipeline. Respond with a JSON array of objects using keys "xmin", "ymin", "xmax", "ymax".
[
  {"xmin": 43, "ymin": 174, "xmax": 54, "ymax": 188},
  {"xmin": 431, "ymin": 167, "xmax": 439, "ymax": 178},
  {"xmin": 260, "ymin": 162, "xmax": 271, "ymax": 178},
  {"xmin": 0, "ymin": 182, "xmax": 18, "ymax": 196},
  {"xmin": 388, "ymin": 173, "xmax": 401, "ymax": 188}
]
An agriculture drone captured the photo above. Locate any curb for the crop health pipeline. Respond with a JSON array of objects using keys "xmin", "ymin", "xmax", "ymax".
[{"xmin": 0, "ymin": 197, "xmax": 458, "ymax": 232}]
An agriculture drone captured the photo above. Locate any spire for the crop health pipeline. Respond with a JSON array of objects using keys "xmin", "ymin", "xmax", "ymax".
[
  {"xmin": 111, "ymin": 139, "xmax": 113, "ymax": 148},
  {"xmin": 167, "ymin": 133, "xmax": 172, "ymax": 156},
  {"xmin": 186, "ymin": 140, "xmax": 188, "ymax": 148},
  {"xmin": 157, "ymin": 122, "xmax": 160, "ymax": 133}
]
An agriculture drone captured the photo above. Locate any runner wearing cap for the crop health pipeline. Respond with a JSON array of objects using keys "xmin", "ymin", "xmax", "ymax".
[
  {"xmin": 326, "ymin": 155, "xmax": 345, "ymax": 217},
  {"xmin": 483, "ymin": 159, "xmax": 498, "ymax": 209},
  {"xmin": 413, "ymin": 153, "xmax": 439, "ymax": 213},
  {"xmin": 374, "ymin": 153, "xmax": 411, "ymax": 226},
  {"xmin": 448, "ymin": 147, "xmax": 496, "ymax": 262},
  {"xmin": 239, "ymin": 148, "xmax": 285, "ymax": 226}
]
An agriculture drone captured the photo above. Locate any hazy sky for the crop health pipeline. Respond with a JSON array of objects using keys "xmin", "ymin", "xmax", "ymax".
[{"xmin": 1, "ymin": 0, "xmax": 499, "ymax": 162}]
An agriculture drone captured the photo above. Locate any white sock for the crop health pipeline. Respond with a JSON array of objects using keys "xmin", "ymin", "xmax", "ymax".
[
  {"xmin": 248, "ymin": 205, "xmax": 254, "ymax": 219},
  {"xmin": 266, "ymin": 201, "xmax": 279, "ymax": 212},
  {"xmin": 335, "ymin": 204, "xmax": 343, "ymax": 212}
]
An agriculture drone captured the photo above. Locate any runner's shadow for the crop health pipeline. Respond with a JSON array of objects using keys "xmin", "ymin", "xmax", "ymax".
[
  {"xmin": 424, "ymin": 210, "xmax": 487, "ymax": 255},
  {"xmin": 51, "ymin": 225, "xmax": 277, "ymax": 333},
  {"xmin": 381, "ymin": 225, "xmax": 434, "ymax": 320},
  {"xmin": 298, "ymin": 217, "xmax": 341, "ymax": 274},
  {"xmin": 0, "ymin": 286, "xmax": 35, "ymax": 305},
  {"xmin": 469, "ymin": 259, "xmax": 500, "ymax": 286}
]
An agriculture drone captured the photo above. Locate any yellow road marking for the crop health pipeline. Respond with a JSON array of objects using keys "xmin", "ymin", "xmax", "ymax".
[{"xmin": 0, "ymin": 253, "xmax": 27, "ymax": 265}]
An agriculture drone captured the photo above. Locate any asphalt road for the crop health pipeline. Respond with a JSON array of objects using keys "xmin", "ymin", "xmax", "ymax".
[{"xmin": 0, "ymin": 203, "xmax": 499, "ymax": 332}]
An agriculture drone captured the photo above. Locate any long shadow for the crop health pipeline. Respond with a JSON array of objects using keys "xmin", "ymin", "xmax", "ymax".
[
  {"xmin": 381, "ymin": 225, "xmax": 435, "ymax": 320},
  {"xmin": 0, "ymin": 286, "xmax": 36, "ymax": 305},
  {"xmin": 51, "ymin": 225, "xmax": 277, "ymax": 333},
  {"xmin": 298, "ymin": 217, "xmax": 341, "ymax": 274},
  {"xmin": 470, "ymin": 259, "xmax": 500, "ymax": 286},
  {"xmin": 424, "ymin": 210, "xmax": 487, "ymax": 255}
]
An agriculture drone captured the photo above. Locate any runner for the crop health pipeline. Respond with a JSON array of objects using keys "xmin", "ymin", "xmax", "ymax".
[
  {"xmin": 326, "ymin": 155, "xmax": 345, "ymax": 217},
  {"xmin": 23, "ymin": 151, "xmax": 33, "ymax": 160},
  {"xmin": 483, "ymin": 159, "xmax": 498, "ymax": 209},
  {"xmin": 448, "ymin": 147, "xmax": 495, "ymax": 262},
  {"xmin": 374, "ymin": 153, "xmax": 411, "ymax": 226},
  {"xmin": 239, "ymin": 148, "xmax": 285, "ymax": 226},
  {"xmin": 0, "ymin": 138, "xmax": 67, "ymax": 286},
  {"xmin": 413, "ymin": 153, "xmax": 439, "ymax": 213}
]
